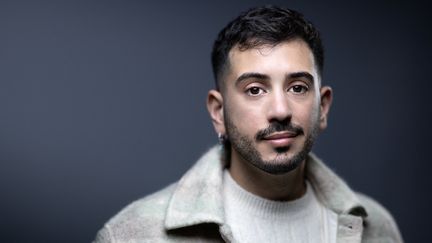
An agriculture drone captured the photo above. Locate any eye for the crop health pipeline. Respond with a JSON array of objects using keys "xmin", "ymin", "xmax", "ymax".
[
  {"xmin": 246, "ymin": 86, "xmax": 266, "ymax": 96},
  {"xmin": 288, "ymin": 84, "xmax": 308, "ymax": 94}
]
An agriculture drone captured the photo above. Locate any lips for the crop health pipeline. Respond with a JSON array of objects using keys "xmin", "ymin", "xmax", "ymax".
[
  {"xmin": 262, "ymin": 131, "xmax": 298, "ymax": 147},
  {"xmin": 263, "ymin": 131, "xmax": 298, "ymax": 140}
]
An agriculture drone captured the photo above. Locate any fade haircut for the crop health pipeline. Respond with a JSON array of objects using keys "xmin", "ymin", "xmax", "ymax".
[{"xmin": 211, "ymin": 5, "xmax": 324, "ymax": 90}]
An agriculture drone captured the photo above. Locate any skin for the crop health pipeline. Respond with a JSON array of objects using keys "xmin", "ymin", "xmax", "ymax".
[{"xmin": 207, "ymin": 39, "xmax": 332, "ymax": 201}]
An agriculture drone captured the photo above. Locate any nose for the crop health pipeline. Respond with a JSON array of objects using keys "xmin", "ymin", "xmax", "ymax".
[{"xmin": 266, "ymin": 90, "xmax": 292, "ymax": 123}]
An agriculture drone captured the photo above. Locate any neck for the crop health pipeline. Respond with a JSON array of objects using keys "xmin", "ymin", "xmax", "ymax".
[{"xmin": 228, "ymin": 149, "xmax": 306, "ymax": 201}]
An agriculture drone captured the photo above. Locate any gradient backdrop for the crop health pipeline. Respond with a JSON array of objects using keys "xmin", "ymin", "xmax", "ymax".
[{"xmin": 1, "ymin": 0, "xmax": 430, "ymax": 242}]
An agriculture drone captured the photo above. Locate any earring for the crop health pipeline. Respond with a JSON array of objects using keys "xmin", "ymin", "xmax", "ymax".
[{"xmin": 218, "ymin": 133, "xmax": 226, "ymax": 144}]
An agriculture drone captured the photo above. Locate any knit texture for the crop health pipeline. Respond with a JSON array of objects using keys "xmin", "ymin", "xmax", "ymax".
[{"xmin": 223, "ymin": 170, "xmax": 337, "ymax": 243}]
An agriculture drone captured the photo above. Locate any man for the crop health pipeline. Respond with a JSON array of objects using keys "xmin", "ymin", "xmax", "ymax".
[{"xmin": 95, "ymin": 6, "xmax": 403, "ymax": 242}]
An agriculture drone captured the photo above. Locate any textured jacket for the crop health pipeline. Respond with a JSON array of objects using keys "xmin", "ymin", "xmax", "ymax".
[{"xmin": 94, "ymin": 146, "xmax": 403, "ymax": 243}]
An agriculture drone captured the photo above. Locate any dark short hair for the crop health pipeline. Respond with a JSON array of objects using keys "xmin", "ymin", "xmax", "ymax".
[{"xmin": 211, "ymin": 6, "xmax": 324, "ymax": 90}]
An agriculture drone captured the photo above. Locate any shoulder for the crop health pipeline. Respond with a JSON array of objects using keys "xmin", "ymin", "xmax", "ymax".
[
  {"xmin": 94, "ymin": 183, "xmax": 177, "ymax": 243},
  {"xmin": 356, "ymin": 193, "xmax": 404, "ymax": 242}
]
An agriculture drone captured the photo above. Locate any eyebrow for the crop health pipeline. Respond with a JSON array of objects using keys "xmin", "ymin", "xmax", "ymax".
[
  {"xmin": 235, "ymin": 71, "xmax": 315, "ymax": 86},
  {"xmin": 235, "ymin": 72, "xmax": 270, "ymax": 85},
  {"xmin": 288, "ymin": 72, "xmax": 315, "ymax": 84}
]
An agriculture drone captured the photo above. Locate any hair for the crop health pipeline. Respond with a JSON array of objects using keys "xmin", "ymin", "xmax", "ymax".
[{"xmin": 211, "ymin": 5, "xmax": 324, "ymax": 90}]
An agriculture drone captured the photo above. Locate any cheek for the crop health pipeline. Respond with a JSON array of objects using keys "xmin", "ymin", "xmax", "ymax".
[
  {"xmin": 307, "ymin": 104, "xmax": 321, "ymax": 128},
  {"xmin": 225, "ymin": 99, "xmax": 263, "ymax": 131},
  {"xmin": 292, "ymin": 101, "xmax": 319, "ymax": 127}
]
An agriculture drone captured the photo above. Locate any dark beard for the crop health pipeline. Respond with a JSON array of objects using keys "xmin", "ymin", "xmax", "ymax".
[{"xmin": 224, "ymin": 114, "xmax": 319, "ymax": 175}]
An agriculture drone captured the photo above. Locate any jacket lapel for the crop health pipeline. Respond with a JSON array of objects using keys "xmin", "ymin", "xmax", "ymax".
[{"xmin": 306, "ymin": 153, "xmax": 367, "ymax": 242}]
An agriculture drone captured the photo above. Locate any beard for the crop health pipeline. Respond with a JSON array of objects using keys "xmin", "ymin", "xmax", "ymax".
[{"xmin": 224, "ymin": 113, "xmax": 319, "ymax": 175}]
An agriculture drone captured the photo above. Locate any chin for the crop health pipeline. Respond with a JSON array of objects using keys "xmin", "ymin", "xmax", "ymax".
[
  {"xmin": 256, "ymin": 144, "xmax": 311, "ymax": 173},
  {"xmin": 253, "ymin": 159, "xmax": 302, "ymax": 175}
]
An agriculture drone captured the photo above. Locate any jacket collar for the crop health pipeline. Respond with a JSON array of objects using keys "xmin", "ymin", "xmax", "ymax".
[
  {"xmin": 164, "ymin": 146, "xmax": 225, "ymax": 229},
  {"xmin": 164, "ymin": 145, "xmax": 367, "ymax": 230},
  {"xmin": 306, "ymin": 153, "xmax": 367, "ymax": 217}
]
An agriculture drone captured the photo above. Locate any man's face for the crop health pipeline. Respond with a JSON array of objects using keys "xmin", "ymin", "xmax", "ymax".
[{"xmin": 220, "ymin": 39, "xmax": 329, "ymax": 174}]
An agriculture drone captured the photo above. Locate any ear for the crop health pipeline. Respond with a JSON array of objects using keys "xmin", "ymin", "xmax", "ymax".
[
  {"xmin": 318, "ymin": 86, "xmax": 333, "ymax": 131},
  {"xmin": 207, "ymin": 89, "xmax": 226, "ymax": 135}
]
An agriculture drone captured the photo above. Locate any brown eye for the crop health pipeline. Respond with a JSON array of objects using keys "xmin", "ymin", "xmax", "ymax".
[
  {"xmin": 289, "ymin": 85, "xmax": 308, "ymax": 94},
  {"xmin": 246, "ymin": 86, "xmax": 265, "ymax": 96},
  {"xmin": 250, "ymin": 87, "xmax": 260, "ymax": 94}
]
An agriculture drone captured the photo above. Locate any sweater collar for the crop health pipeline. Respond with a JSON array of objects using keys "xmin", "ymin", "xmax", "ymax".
[{"xmin": 164, "ymin": 145, "xmax": 367, "ymax": 230}]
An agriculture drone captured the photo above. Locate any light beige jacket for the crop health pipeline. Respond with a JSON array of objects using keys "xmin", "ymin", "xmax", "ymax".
[{"xmin": 94, "ymin": 146, "xmax": 403, "ymax": 243}]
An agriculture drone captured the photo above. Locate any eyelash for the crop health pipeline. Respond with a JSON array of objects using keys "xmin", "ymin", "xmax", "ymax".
[
  {"xmin": 246, "ymin": 86, "xmax": 266, "ymax": 96},
  {"xmin": 288, "ymin": 84, "xmax": 309, "ymax": 94}
]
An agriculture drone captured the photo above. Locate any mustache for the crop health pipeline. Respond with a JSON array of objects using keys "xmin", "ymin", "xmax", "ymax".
[{"xmin": 255, "ymin": 122, "xmax": 304, "ymax": 141}]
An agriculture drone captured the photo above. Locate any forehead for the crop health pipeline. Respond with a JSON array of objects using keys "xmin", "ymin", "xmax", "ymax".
[{"xmin": 225, "ymin": 39, "xmax": 318, "ymax": 84}]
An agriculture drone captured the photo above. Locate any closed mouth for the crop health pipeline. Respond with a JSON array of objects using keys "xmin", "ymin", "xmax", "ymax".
[{"xmin": 263, "ymin": 131, "xmax": 298, "ymax": 140}]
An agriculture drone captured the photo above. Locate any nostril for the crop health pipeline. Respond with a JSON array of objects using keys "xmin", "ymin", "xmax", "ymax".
[{"xmin": 268, "ymin": 116, "xmax": 291, "ymax": 124}]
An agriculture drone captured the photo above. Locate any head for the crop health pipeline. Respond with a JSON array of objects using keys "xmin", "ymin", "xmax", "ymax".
[
  {"xmin": 207, "ymin": 6, "xmax": 332, "ymax": 175},
  {"xmin": 211, "ymin": 5, "xmax": 324, "ymax": 91}
]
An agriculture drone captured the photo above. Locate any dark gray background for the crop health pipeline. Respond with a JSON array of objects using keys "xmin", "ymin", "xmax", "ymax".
[{"xmin": 1, "ymin": 0, "xmax": 430, "ymax": 242}]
